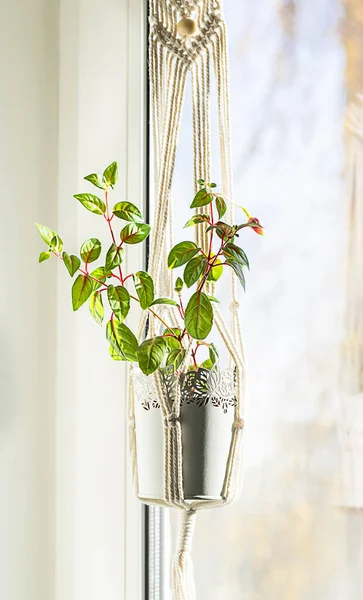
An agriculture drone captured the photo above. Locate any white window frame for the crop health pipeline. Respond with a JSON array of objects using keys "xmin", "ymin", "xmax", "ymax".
[{"xmin": 56, "ymin": 1, "xmax": 147, "ymax": 598}]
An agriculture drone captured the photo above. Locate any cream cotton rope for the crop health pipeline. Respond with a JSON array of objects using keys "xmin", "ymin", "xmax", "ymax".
[{"xmin": 128, "ymin": 1, "xmax": 247, "ymax": 597}]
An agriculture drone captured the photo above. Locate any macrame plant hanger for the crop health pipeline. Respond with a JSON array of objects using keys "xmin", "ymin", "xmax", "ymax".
[{"xmin": 128, "ymin": 1, "xmax": 247, "ymax": 598}]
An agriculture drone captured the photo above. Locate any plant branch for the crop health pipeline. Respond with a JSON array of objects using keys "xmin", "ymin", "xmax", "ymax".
[
  {"xmin": 104, "ymin": 188, "xmax": 124, "ymax": 283},
  {"xmin": 208, "ymin": 200, "xmax": 214, "ymax": 260},
  {"xmin": 128, "ymin": 293, "xmax": 177, "ymax": 338}
]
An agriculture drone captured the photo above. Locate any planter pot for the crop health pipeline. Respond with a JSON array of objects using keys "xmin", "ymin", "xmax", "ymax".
[
  {"xmin": 338, "ymin": 394, "xmax": 363, "ymax": 508},
  {"xmin": 134, "ymin": 366, "xmax": 237, "ymax": 502}
]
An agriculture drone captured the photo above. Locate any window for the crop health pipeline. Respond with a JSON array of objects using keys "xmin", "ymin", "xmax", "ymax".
[{"xmin": 150, "ymin": 1, "xmax": 362, "ymax": 599}]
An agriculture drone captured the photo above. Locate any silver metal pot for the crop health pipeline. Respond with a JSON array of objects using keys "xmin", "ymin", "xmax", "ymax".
[{"xmin": 134, "ymin": 366, "xmax": 237, "ymax": 501}]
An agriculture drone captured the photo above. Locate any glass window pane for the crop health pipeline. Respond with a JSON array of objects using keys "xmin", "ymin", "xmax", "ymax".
[{"xmin": 165, "ymin": 1, "xmax": 362, "ymax": 598}]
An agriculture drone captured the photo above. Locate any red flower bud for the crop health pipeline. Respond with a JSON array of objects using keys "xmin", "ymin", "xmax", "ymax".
[{"xmin": 248, "ymin": 217, "xmax": 264, "ymax": 236}]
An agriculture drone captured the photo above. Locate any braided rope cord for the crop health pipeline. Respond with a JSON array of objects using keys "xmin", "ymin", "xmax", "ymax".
[{"xmin": 128, "ymin": 1, "xmax": 247, "ymax": 597}]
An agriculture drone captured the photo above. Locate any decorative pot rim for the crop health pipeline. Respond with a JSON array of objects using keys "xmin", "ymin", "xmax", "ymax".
[{"xmin": 134, "ymin": 364, "xmax": 237, "ymax": 413}]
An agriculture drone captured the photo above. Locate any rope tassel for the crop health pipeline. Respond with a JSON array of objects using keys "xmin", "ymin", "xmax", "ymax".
[{"xmin": 173, "ymin": 509, "xmax": 197, "ymax": 600}]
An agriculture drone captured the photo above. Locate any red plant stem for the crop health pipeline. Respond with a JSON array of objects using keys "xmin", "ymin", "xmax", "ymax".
[
  {"xmin": 104, "ymin": 188, "xmax": 124, "ymax": 284},
  {"xmin": 198, "ymin": 241, "xmax": 225, "ymax": 293},
  {"xmin": 178, "ymin": 294, "xmax": 186, "ymax": 319},
  {"xmin": 191, "ymin": 348, "xmax": 198, "ymax": 370},
  {"xmin": 208, "ymin": 200, "xmax": 214, "ymax": 260},
  {"xmin": 110, "ymin": 272, "xmax": 122, "ymax": 282},
  {"xmin": 79, "ymin": 269, "xmax": 105, "ymax": 287}
]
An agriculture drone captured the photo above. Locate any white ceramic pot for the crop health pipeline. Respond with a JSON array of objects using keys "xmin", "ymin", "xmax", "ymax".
[{"xmin": 134, "ymin": 366, "xmax": 237, "ymax": 502}]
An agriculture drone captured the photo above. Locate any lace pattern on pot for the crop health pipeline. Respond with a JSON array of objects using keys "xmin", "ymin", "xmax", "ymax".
[
  {"xmin": 134, "ymin": 369, "xmax": 161, "ymax": 410},
  {"xmin": 135, "ymin": 365, "xmax": 237, "ymax": 413}
]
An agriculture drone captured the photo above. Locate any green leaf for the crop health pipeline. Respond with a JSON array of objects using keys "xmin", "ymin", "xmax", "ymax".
[
  {"xmin": 184, "ymin": 292, "xmax": 213, "ymax": 340},
  {"xmin": 90, "ymin": 266, "xmax": 106, "ymax": 290},
  {"xmin": 133, "ymin": 271, "xmax": 154, "ymax": 309},
  {"xmin": 74, "ymin": 193, "xmax": 106, "ymax": 215},
  {"xmin": 150, "ymin": 298, "xmax": 179, "ymax": 307},
  {"xmin": 197, "ymin": 178, "xmax": 205, "ymax": 186},
  {"xmin": 183, "ymin": 255, "xmax": 207, "ymax": 288},
  {"xmin": 39, "ymin": 251, "xmax": 51, "ymax": 263},
  {"xmin": 113, "ymin": 201, "xmax": 143, "ymax": 222},
  {"xmin": 80, "ymin": 238, "xmax": 102, "ymax": 264},
  {"xmin": 137, "ymin": 337, "xmax": 167, "ymax": 375},
  {"xmin": 223, "ymin": 242, "xmax": 249, "ymax": 269},
  {"xmin": 225, "ymin": 258, "xmax": 246, "ymax": 290},
  {"xmin": 103, "ymin": 161, "xmax": 118, "ymax": 187},
  {"xmin": 190, "ymin": 188, "xmax": 213, "ymax": 208},
  {"xmin": 72, "ymin": 274, "xmax": 93, "ymax": 311},
  {"xmin": 215, "ymin": 222, "xmax": 234, "ymax": 240},
  {"xmin": 89, "ymin": 291, "xmax": 104, "ymax": 325},
  {"xmin": 167, "ymin": 241, "xmax": 200, "ymax": 269},
  {"xmin": 206, "ymin": 221, "xmax": 234, "ymax": 240},
  {"xmin": 234, "ymin": 222, "xmax": 254, "ymax": 232},
  {"xmin": 120, "ymin": 223, "xmax": 151, "ymax": 244},
  {"xmin": 84, "ymin": 173, "xmax": 105, "ymax": 190},
  {"xmin": 107, "ymin": 285, "xmax": 130, "ymax": 322},
  {"xmin": 174, "ymin": 277, "xmax": 184, "ymax": 293},
  {"xmin": 202, "ymin": 358, "xmax": 214, "ymax": 369},
  {"xmin": 106, "ymin": 319, "xmax": 138, "ymax": 361},
  {"xmin": 163, "ymin": 328, "xmax": 182, "ymax": 350},
  {"xmin": 50, "ymin": 235, "xmax": 62, "ymax": 251},
  {"xmin": 109, "ymin": 345, "xmax": 124, "ymax": 361},
  {"xmin": 207, "ymin": 295, "xmax": 219, "ymax": 303},
  {"xmin": 184, "ymin": 214, "xmax": 210, "ymax": 228},
  {"xmin": 105, "ymin": 243, "xmax": 124, "ymax": 271},
  {"xmin": 210, "ymin": 182, "xmax": 217, "ymax": 188},
  {"xmin": 209, "ymin": 342, "xmax": 219, "ymax": 365},
  {"xmin": 207, "ymin": 256, "xmax": 223, "ymax": 282},
  {"xmin": 215, "ymin": 196, "xmax": 227, "ymax": 219},
  {"xmin": 166, "ymin": 348, "xmax": 186, "ymax": 371},
  {"xmin": 36, "ymin": 223, "xmax": 63, "ymax": 251},
  {"xmin": 62, "ymin": 252, "xmax": 81, "ymax": 277}
]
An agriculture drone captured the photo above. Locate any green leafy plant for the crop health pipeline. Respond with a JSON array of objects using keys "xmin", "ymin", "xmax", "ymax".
[{"xmin": 37, "ymin": 165, "xmax": 263, "ymax": 376}]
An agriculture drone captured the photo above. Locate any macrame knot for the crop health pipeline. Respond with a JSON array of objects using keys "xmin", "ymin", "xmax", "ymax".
[
  {"xmin": 165, "ymin": 413, "xmax": 180, "ymax": 428},
  {"xmin": 230, "ymin": 300, "xmax": 240, "ymax": 312},
  {"xmin": 233, "ymin": 417, "xmax": 245, "ymax": 431}
]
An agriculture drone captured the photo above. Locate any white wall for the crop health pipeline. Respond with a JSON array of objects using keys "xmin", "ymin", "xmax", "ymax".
[
  {"xmin": 0, "ymin": 1, "xmax": 58, "ymax": 598},
  {"xmin": 0, "ymin": 1, "xmax": 144, "ymax": 599}
]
